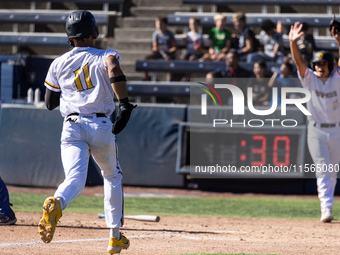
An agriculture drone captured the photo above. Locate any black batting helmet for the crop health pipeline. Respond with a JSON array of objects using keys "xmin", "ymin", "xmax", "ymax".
[
  {"xmin": 312, "ymin": 51, "xmax": 334, "ymax": 72},
  {"xmin": 66, "ymin": 10, "xmax": 99, "ymax": 45}
]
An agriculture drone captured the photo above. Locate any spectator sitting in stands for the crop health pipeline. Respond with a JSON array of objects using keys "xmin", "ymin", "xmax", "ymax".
[
  {"xmin": 249, "ymin": 60, "xmax": 271, "ymax": 106},
  {"xmin": 268, "ymin": 62, "xmax": 295, "ymax": 106},
  {"xmin": 201, "ymin": 13, "xmax": 231, "ymax": 62},
  {"xmin": 143, "ymin": 16, "xmax": 177, "ymax": 81},
  {"xmin": 180, "ymin": 17, "xmax": 204, "ymax": 81},
  {"xmin": 230, "ymin": 12, "xmax": 259, "ymax": 62},
  {"xmin": 282, "ymin": 54, "xmax": 295, "ymax": 66},
  {"xmin": 206, "ymin": 52, "xmax": 252, "ymax": 105},
  {"xmin": 206, "ymin": 52, "xmax": 252, "ymax": 79},
  {"xmin": 247, "ymin": 19, "xmax": 284, "ymax": 64},
  {"xmin": 181, "ymin": 17, "xmax": 204, "ymax": 61},
  {"xmin": 296, "ymin": 22, "xmax": 315, "ymax": 63}
]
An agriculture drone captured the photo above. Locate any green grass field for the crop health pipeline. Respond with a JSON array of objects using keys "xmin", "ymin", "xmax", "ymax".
[{"xmin": 9, "ymin": 192, "xmax": 336, "ymax": 221}]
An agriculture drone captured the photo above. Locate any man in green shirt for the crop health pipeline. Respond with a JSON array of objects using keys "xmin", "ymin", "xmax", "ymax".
[{"xmin": 202, "ymin": 13, "xmax": 231, "ymax": 61}]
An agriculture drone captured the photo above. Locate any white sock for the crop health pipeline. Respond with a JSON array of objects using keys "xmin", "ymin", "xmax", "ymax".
[
  {"xmin": 110, "ymin": 228, "xmax": 120, "ymax": 240},
  {"xmin": 56, "ymin": 197, "xmax": 65, "ymax": 211}
]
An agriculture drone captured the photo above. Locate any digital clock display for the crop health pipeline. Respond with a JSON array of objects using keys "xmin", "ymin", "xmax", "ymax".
[{"xmin": 176, "ymin": 123, "xmax": 307, "ymax": 177}]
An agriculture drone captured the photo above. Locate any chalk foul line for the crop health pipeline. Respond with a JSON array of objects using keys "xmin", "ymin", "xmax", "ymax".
[{"xmin": 0, "ymin": 232, "xmax": 259, "ymax": 247}]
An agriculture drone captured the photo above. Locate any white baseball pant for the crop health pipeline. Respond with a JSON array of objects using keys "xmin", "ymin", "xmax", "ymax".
[
  {"xmin": 54, "ymin": 113, "xmax": 123, "ymax": 228},
  {"xmin": 307, "ymin": 122, "xmax": 340, "ymax": 212}
]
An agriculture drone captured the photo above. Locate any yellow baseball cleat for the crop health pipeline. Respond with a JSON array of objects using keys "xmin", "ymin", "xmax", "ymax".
[
  {"xmin": 38, "ymin": 197, "xmax": 62, "ymax": 243},
  {"xmin": 107, "ymin": 233, "xmax": 130, "ymax": 254}
]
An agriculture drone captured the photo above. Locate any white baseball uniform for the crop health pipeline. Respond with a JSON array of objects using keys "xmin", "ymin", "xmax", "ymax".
[
  {"xmin": 299, "ymin": 67, "xmax": 340, "ymax": 212},
  {"xmin": 44, "ymin": 47, "xmax": 123, "ymax": 228}
]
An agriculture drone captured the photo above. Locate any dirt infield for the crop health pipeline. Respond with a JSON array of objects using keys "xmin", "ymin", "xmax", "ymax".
[{"xmin": 2, "ymin": 185, "xmax": 340, "ymax": 255}]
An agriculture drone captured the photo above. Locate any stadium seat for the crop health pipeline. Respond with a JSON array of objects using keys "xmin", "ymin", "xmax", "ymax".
[
  {"xmin": 168, "ymin": 13, "xmax": 335, "ymax": 28},
  {"xmin": 0, "ymin": 32, "xmax": 69, "ymax": 47},
  {"xmin": 126, "ymin": 81, "xmax": 190, "ymax": 97},
  {"xmin": 182, "ymin": 0, "xmax": 340, "ymax": 6},
  {"xmin": 0, "ymin": 0, "xmax": 125, "ymax": 13},
  {"xmin": 135, "ymin": 59, "xmax": 281, "ymax": 74},
  {"xmin": 174, "ymin": 34, "xmax": 339, "ymax": 52},
  {"xmin": 0, "ymin": 10, "xmax": 111, "ymax": 26}
]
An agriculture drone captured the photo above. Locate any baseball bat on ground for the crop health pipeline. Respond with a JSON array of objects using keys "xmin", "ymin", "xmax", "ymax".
[
  {"xmin": 124, "ymin": 215, "xmax": 160, "ymax": 222},
  {"xmin": 98, "ymin": 213, "xmax": 160, "ymax": 222}
]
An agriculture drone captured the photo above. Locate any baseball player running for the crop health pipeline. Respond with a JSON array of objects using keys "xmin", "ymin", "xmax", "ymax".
[
  {"xmin": 290, "ymin": 22, "xmax": 340, "ymax": 223},
  {"xmin": 39, "ymin": 10, "xmax": 135, "ymax": 254}
]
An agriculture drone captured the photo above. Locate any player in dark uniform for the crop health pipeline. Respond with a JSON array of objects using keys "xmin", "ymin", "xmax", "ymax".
[{"xmin": 0, "ymin": 176, "xmax": 17, "ymax": 225}]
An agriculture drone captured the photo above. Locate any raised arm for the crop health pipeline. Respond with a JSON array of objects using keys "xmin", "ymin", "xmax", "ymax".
[
  {"xmin": 331, "ymin": 26, "xmax": 340, "ymax": 69},
  {"xmin": 268, "ymin": 71, "xmax": 279, "ymax": 88},
  {"xmin": 289, "ymin": 22, "xmax": 307, "ymax": 78},
  {"xmin": 272, "ymin": 42, "xmax": 281, "ymax": 62}
]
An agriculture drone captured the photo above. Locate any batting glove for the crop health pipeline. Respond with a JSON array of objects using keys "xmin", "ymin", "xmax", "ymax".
[{"xmin": 112, "ymin": 98, "xmax": 137, "ymax": 135}]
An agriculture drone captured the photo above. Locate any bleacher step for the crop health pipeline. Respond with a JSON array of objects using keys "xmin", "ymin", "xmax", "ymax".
[
  {"xmin": 124, "ymin": 72, "xmax": 144, "ymax": 81},
  {"xmin": 120, "ymin": 61, "xmax": 140, "ymax": 73},
  {"xmin": 123, "ymin": 17, "xmax": 157, "ymax": 28},
  {"xmin": 130, "ymin": 6, "xmax": 191, "ymax": 17},
  {"xmin": 112, "ymin": 39, "xmax": 151, "ymax": 51},
  {"xmin": 114, "ymin": 27, "xmax": 154, "ymax": 39},
  {"xmin": 118, "ymin": 50, "xmax": 150, "ymax": 61}
]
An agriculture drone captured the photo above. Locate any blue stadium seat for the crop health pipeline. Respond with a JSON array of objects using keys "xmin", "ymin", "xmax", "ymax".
[
  {"xmin": 168, "ymin": 13, "xmax": 335, "ymax": 28},
  {"xmin": 0, "ymin": 33, "xmax": 69, "ymax": 47},
  {"xmin": 0, "ymin": 0, "xmax": 123, "ymax": 3},
  {"xmin": 0, "ymin": 11, "xmax": 110, "ymax": 25},
  {"xmin": 175, "ymin": 35, "xmax": 339, "ymax": 52},
  {"xmin": 135, "ymin": 59, "xmax": 281, "ymax": 74},
  {"xmin": 126, "ymin": 81, "xmax": 190, "ymax": 97},
  {"xmin": 0, "ymin": 0, "xmax": 124, "ymax": 12},
  {"xmin": 182, "ymin": 0, "xmax": 340, "ymax": 6}
]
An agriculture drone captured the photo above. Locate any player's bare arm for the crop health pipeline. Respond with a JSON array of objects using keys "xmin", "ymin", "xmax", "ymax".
[
  {"xmin": 105, "ymin": 55, "xmax": 128, "ymax": 100},
  {"xmin": 289, "ymin": 22, "xmax": 307, "ymax": 78},
  {"xmin": 331, "ymin": 26, "xmax": 340, "ymax": 69},
  {"xmin": 45, "ymin": 88, "xmax": 60, "ymax": 111}
]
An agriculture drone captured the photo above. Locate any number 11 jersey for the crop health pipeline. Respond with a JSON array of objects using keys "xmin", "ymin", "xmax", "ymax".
[{"xmin": 44, "ymin": 47, "xmax": 121, "ymax": 117}]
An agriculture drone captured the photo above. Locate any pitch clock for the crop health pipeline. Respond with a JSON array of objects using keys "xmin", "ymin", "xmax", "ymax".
[{"xmin": 176, "ymin": 123, "xmax": 307, "ymax": 178}]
